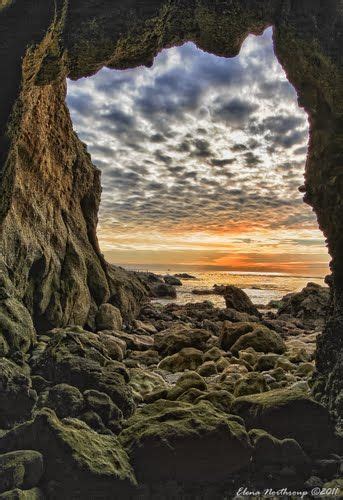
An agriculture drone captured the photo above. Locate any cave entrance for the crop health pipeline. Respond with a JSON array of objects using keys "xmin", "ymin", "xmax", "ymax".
[{"xmin": 67, "ymin": 28, "xmax": 329, "ymax": 307}]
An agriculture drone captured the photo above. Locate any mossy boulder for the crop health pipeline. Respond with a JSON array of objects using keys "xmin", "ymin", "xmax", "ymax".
[
  {"xmin": 30, "ymin": 329, "xmax": 135, "ymax": 417},
  {"xmin": 95, "ymin": 303, "xmax": 123, "ymax": 331},
  {"xmin": 203, "ymin": 347, "xmax": 226, "ymax": 362},
  {"xmin": 120, "ymin": 400, "xmax": 252, "ymax": 482},
  {"xmin": 249, "ymin": 428, "xmax": 309, "ymax": 471},
  {"xmin": 36, "ymin": 383, "xmax": 84, "ymax": 419},
  {"xmin": 232, "ymin": 387, "xmax": 337, "ymax": 456},
  {"xmin": 83, "ymin": 389, "xmax": 123, "ymax": 425},
  {"xmin": 167, "ymin": 371, "xmax": 207, "ymax": 400},
  {"xmin": 158, "ymin": 347, "xmax": 204, "ymax": 373},
  {"xmin": 197, "ymin": 360, "xmax": 217, "ymax": 377},
  {"xmin": 220, "ymin": 322, "xmax": 285, "ymax": 355},
  {"xmin": 0, "ymin": 451, "xmax": 43, "ymax": 494},
  {"xmin": 254, "ymin": 354, "xmax": 279, "ymax": 372},
  {"xmin": 128, "ymin": 368, "xmax": 167, "ymax": 400},
  {"xmin": 0, "ymin": 409, "xmax": 136, "ymax": 497},
  {"xmin": 234, "ymin": 372, "xmax": 269, "ymax": 397},
  {"xmin": 127, "ymin": 349, "xmax": 160, "ymax": 366},
  {"xmin": 0, "ymin": 488, "xmax": 44, "ymax": 499},
  {"xmin": 154, "ymin": 325, "xmax": 210, "ymax": 356},
  {"xmin": 194, "ymin": 390, "xmax": 234, "ymax": 413},
  {"xmin": 231, "ymin": 326, "xmax": 286, "ymax": 355},
  {"xmin": 0, "ymin": 359, "xmax": 37, "ymax": 429},
  {"xmin": 221, "ymin": 286, "xmax": 260, "ymax": 316}
]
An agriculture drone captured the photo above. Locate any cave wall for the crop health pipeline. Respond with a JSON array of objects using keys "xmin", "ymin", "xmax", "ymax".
[{"xmin": 0, "ymin": 0, "xmax": 342, "ymax": 416}]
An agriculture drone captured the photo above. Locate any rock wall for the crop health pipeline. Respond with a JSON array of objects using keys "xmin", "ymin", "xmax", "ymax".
[{"xmin": 0, "ymin": 1, "xmax": 342, "ymax": 416}]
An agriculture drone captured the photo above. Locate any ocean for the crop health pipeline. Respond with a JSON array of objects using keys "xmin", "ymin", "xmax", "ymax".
[{"xmin": 144, "ymin": 270, "xmax": 327, "ymax": 308}]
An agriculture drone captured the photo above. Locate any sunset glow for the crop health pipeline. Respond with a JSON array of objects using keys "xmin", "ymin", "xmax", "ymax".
[{"xmin": 68, "ymin": 28, "xmax": 329, "ymax": 277}]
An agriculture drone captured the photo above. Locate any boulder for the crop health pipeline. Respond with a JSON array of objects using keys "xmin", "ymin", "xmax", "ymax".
[
  {"xmin": 0, "ymin": 451, "xmax": 43, "ymax": 493},
  {"xmin": 37, "ymin": 383, "xmax": 84, "ymax": 419},
  {"xmin": 83, "ymin": 389, "xmax": 123, "ymax": 425},
  {"xmin": 164, "ymin": 275, "xmax": 182, "ymax": 286},
  {"xmin": 0, "ymin": 409, "xmax": 136, "ymax": 498},
  {"xmin": 0, "ymin": 359, "xmax": 37, "ymax": 429},
  {"xmin": 194, "ymin": 390, "xmax": 234, "ymax": 413},
  {"xmin": 249, "ymin": 429, "xmax": 309, "ymax": 470},
  {"xmin": 167, "ymin": 372, "xmax": 207, "ymax": 400},
  {"xmin": 234, "ymin": 372, "xmax": 269, "ymax": 397},
  {"xmin": 277, "ymin": 282, "xmax": 330, "ymax": 329},
  {"xmin": 126, "ymin": 349, "xmax": 160, "ymax": 366},
  {"xmin": 232, "ymin": 388, "xmax": 337, "ymax": 456},
  {"xmin": 114, "ymin": 332, "xmax": 154, "ymax": 351},
  {"xmin": 197, "ymin": 361, "xmax": 218, "ymax": 377},
  {"xmin": 0, "ymin": 488, "xmax": 44, "ymax": 499},
  {"xmin": 129, "ymin": 368, "xmax": 167, "ymax": 400},
  {"xmin": 155, "ymin": 325, "xmax": 210, "ymax": 356},
  {"xmin": 150, "ymin": 283, "xmax": 177, "ymax": 299},
  {"xmin": 219, "ymin": 286, "xmax": 260, "ymax": 316},
  {"xmin": 158, "ymin": 348, "xmax": 204, "ymax": 373},
  {"xmin": 120, "ymin": 400, "xmax": 252, "ymax": 482},
  {"xmin": 95, "ymin": 303, "xmax": 123, "ymax": 331},
  {"xmin": 231, "ymin": 326, "xmax": 286, "ymax": 355},
  {"xmin": 30, "ymin": 329, "xmax": 135, "ymax": 417}
]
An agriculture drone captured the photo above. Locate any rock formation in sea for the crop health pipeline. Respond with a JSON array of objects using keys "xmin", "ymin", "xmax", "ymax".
[{"xmin": 0, "ymin": 0, "xmax": 342, "ymax": 498}]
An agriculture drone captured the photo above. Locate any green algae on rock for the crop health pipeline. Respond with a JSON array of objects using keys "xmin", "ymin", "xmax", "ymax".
[
  {"xmin": 0, "ymin": 409, "xmax": 137, "ymax": 498},
  {"xmin": 120, "ymin": 399, "xmax": 253, "ymax": 483}
]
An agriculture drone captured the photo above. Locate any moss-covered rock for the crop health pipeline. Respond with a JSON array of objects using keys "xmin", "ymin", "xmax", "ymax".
[
  {"xmin": 249, "ymin": 428, "xmax": 309, "ymax": 471},
  {"xmin": 154, "ymin": 325, "xmax": 210, "ymax": 356},
  {"xmin": 83, "ymin": 389, "xmax": 122, "ymax": 425},
  {"xmin": 0, "ymin": 409, "xmax": 136, "ymax": 497},
  {"xmin": 194, "ymin": 390, "xmax": 234, "ymax": 413},
  {"xmin": 234, "ymin": 372, "xmax": 269, "ymax": 397},
  {"xmin": 232, "ymin": 387, "xmax": 337, "ymax": 456},
  {"xmin": 254, "ymin": 354, "xmax": 279, "ymax": 372},
  {"xmin": 120, "ymin": 399, "xmax": 252, "ymax": 482},
  {"xmin": 0, "ymin": 359, "xmax": 37, "ymax": 429},
  {"xmin": 0, "ymin": 488, "xmax": 44, "ymax": 499},
  {"xmin": 30, "ymin": 329, "xmax": 135, "ymax": 417},
  {"xmin": 197, "ymin": 360, "xmax": 217, "ymax": 377},
  {"xmin": 0, "ymin": 297, "xmax": 36, "ymax": 354},
  {"xmin": 167, "ymin": 371, "xmax": 207, "ymax": 400},
  {"xmin": 95, "ymin": 303, "xmax": 123, "ymax": 331},
  {"xmin": 129, "ymin": 367, "xmax": 167, "ymax": 400},
  {"xmin": 231, "ymin": 326, "xmax": 286, "ymax": 355},
  {"xmin": 36, "ymin": 383, "xmax": 84, "ymax": 419},
  {"xmin": 0, "ymin": 451, "xmax": 43, "ymax": 494},
  {"xmin": 158, "ymin": 347, "xmax": 204, "ymax": 373}
]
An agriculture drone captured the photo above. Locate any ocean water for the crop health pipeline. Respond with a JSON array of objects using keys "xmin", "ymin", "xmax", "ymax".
[{"xmin": 149, "ymin": 270, "xmax": 327, "ymax": 308}]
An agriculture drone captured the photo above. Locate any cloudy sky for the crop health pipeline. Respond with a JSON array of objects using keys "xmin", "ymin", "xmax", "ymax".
[{"xmin": 67, "ymin": 28, "xmax": 329, "ymax": 276}]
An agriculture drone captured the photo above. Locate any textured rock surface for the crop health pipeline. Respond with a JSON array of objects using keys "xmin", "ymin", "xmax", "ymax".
[
  {"xmin": 0, "ymin": 409, "xmax": 136, "ymax": 498},
  {"xmin": 0, "ymin": 0, "xmax": 342, "ymax": 456},
  {"xmin": 120, "ymin": 399, "xmax": 252, "ymax": 482}
]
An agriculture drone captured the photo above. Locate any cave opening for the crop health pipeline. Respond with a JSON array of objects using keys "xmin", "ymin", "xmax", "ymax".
[{"xmin": 67, "ymin": 27, "xmax": 329, "ymax": 306}]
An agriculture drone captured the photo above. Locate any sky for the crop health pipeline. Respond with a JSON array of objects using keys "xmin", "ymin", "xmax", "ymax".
[{"xmin": 67, "ymin": 28, "xmax": 329, "ymax": 276}]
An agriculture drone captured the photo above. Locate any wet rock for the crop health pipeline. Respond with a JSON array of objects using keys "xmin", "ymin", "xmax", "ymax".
[
  {"xmin": 96, "ymin": 303, "xmax": 123, "ymax": 331},
  {"xmin": 37, "ymin": 383, "xmax": 84, "ymax": 419},
  {"xmin": 0, "ymin": 359, "xmax": 37, "ymax": 429},
  {"xmin": 154, "ymin": 325, "xmax": 210, "ymax": 356},
  {"xmin": 158, "ymin": 347, "xmax": 204, "ymax": 373},
  {"xmin": 0, "ymin": 451, "xmax": 43, "ymax": 493},
  {"xmin": 0, "ymin": 409, "xmax": 136, "ymax": 498},
  {"xmin": 232, "ymin": 387, "xmax": 338, "ymax": 456},
  {"xmin": 277, "ymin": 283, "xmax": 330, "ymax": 329},
  {"xmin": 150, "ymin": 283, "xmax": 177, "ymax": 299},
  {"xmin": 164, "ymin": 275, "xmax": 182, "ymax": 286},
  {"xmin": 219, "ymin": 286, "xmax": 260, "ymax": 317},
  {"xmin": 120, "ymin": 400, "xmax": 252, "ymax": 482}
]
